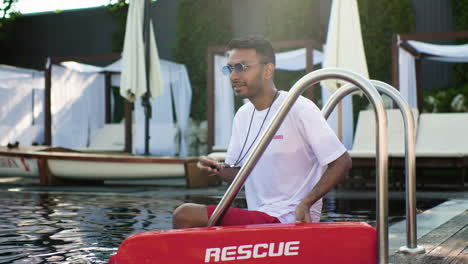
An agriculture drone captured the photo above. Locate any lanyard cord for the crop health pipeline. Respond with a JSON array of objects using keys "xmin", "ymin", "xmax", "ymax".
[{"xmin": 233, "ymin": 90, "xmax": 279, "ymax": 166}]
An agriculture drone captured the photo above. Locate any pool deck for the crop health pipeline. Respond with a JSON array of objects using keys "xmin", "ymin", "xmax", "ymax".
[
  {"xmin": 390, "ymin": 208, "xmax": 467, "ymax": 263},
  {"xmin": 331, "ymin": 189, "xmax": 468, "ymax": 263},
  {"xmin": 389, "ymin": 198, "xmax": 468, "ymax": 264}
]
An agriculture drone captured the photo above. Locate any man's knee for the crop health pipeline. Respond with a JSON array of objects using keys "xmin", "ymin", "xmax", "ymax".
[{"xmin": 172, "ymin": 203, "xmax": 208, "ymax": 229}]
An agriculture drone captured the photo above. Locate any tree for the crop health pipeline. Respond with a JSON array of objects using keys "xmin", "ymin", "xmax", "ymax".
[
  {"xmin": 1, "ymin": 0, "xmax": 17, "ymax": 19},
  {"xmin": 0, "ymin": 0, "xmax": 19, "ymax": 65}
]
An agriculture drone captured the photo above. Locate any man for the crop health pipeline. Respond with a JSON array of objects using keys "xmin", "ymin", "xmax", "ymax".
[{"xmin": 173, "ymin": 35, "xmax": 351, "ymax": 228}]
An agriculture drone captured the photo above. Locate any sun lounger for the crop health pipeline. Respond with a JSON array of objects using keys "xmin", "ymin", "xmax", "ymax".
[
  {"xmin": 350, "ymin": 110, "xmax": 467, "ymax": 188},
  {"xmin": 87, "ymin": 123, "xmax": 179, "ymax": 156},
  {"xmin": 87, "ymin": 123, "xmax": 127, "ymax": 151},
  {"xmin": 412, "ymin": 113, "xmax": 468, "ymax": 187},
  {"xmin": 415, "ymin": 113, "xmax": 468, "ymax": 157},
  {"xmin": 350, "ymin": 108, "xmax": 419, "ymax": 158},
  {"xmin": 348, "ymin": 109, "xmax": 419, "ymax": 188}
]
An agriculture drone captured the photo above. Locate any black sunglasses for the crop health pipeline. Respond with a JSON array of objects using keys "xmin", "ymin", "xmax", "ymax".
[{"xmin": 222, "ymin": 62, "xmax": 263, "ymax": 75}]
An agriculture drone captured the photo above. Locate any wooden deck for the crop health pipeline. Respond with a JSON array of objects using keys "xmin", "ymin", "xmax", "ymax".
[{"xmin": 390, "ymin": 210, "xmax": 467, "ymax": 263}]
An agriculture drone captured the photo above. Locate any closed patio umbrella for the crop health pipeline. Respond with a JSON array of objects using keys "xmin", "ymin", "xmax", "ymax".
[
  {"xmin": 321, "ymin": 0, "xmax": 369, "ymax": 143},
  {"xmin": 120, "ymin": 0, "xmax": 164, "ymax": 155}
]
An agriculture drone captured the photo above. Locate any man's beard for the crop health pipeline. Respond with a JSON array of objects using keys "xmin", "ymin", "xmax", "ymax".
[{"xmin": 233, "ymin": 75, "xmax": 263, "ymax": 99}]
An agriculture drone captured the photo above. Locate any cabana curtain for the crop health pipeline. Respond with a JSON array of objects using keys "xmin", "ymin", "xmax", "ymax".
[
  {"xmin": 107, "ymin": 59, "xmax": 192, "ymax": 156},
  {"xmin": 213, "ymin": 55, "xmax": 235, "ymax": 150},
  {"xmin": 398, "ymin": 48, "xmax": 418, "ymax": 108},
  {"xmin": 0, "ymin": 66, "xmax": 44, "ymax": 146},
  {"xmin": 399, "ymin": 40, "xmax": 468, "ymax": 109},
  {"xmin": 51, "ymin": 65, "xmax": 105, "ymax": 149},
  {"xmin": 408, "ymin": 40, "xmax": 468, "ymax": 62},
  {"xmin": 166, "ymin": 61, "xmax": 192, "ymax": 156}
]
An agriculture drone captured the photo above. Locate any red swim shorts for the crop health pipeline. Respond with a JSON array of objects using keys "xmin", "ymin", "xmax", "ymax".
[{"xmin": 206, "ymin": 205, "xmax": 280, "ymax": 226}]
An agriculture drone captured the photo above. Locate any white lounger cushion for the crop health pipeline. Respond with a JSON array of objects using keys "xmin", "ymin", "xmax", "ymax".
[
  {"xmin": 349, "ymin": 109, "xmax": 419, "ymax": 158},
  {"xmin": 415, "ymin": 113, "xmax": 468, "ymax": 157},
  {"xmin": 88, "ymin": 122, "xmax": 179, "ymax": 156},
  {"xmin": 87, "ymin": 123, "xmax": 127, "ymax": 151},
  {"xmin": 134, "ymin": 123, "xmax": 178, "ymax": 156}
]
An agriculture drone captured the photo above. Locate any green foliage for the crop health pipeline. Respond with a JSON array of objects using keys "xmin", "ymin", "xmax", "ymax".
[
  {"xmin": 450, "ymin": 0, "xmax": 468, "ymax": 91},
  {"xmin": 423, "ymin": 83, "xmax": 468, "ymax": 113},
  {"xmin": 0, "ymin": 0, "xmax": 17, "ymax": 19},
  {"xmin": 261, "ymin": 0, "xmax": 323, "ymax": 104},
  {"xmin": 358, "ymin": 0, "xmax": 414, "ymax": 83},
  {"xmin": 106, "ymin": 0, "xmax": 128, "ymax": 52},
  {"xmin": 422, "ymin": 0, "xmax": 467, "ymax": 117},
  {"xmin": 354, "ymin": 0, "xmax": 414, "ymax": 116},
  {"xmin": 174, "ymin": 0, "xmax": 232, "ymax": 121},
  {"xmin": 422, "ymin": 0, "xmax": 468, "ymax": 114},
  {"xmin": 174, "ymin": 0, "xmax": 415, "ymax": 120},
  {"xmin": 426, "ymin": 0, "xmax": 468, "ymax": 114},
  {"xmin": 0, "ymin": 9, "xmax": 18, "ymax": 36},
  {"xmin": 105, "ymin": 0, "xmax": 158, "ymax": 53},
  {"xmin": 451, "ymin": 0, "xmax": 468, "ymax": 32},
  {"xmin": 174, "ymin": 0, "xmax": 325, "ymax": 121},
  {"xmin": 0, "ymin": 0, "xmax": 20, "ymax": 65},
  {"xmin": 263, "ymin": 0, "xmax": 323, "ymax": 42}
]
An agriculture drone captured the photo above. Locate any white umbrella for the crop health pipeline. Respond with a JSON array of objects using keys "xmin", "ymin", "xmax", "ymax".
[
  {"xmin": 120, "ymin": 0, "xmax": 163, "ymax": 101},
  {"xmin": 120, "ymin": 0, "xmax": 164, "ymax": 154},
  {"xmin": 322, "ymin": 0, "xmax": 368, "ymax": 90},
  {"xmin": 321, "ymin": 0, "xmax": 369, "ymax": 145}
]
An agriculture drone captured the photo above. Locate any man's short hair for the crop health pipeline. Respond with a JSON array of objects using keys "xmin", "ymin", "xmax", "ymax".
[{"xmin": 227, "ymin": 35, "xmax": 275, "ymax": 65}]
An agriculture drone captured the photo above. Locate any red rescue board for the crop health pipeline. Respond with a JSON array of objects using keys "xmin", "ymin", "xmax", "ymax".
[{"xmin": 109, "ymin": 222, "xmax": 377, "ymax": 264}]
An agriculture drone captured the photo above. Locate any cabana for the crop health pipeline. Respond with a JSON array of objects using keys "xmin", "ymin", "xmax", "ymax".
[
  {"xmin": 43, "ymin": 54, "xmax": 192, "ymax": 156},
  {"xmin": 385, "ymin": 30, "xmax": 468, "ymax": 187},
  {"xmin": 392, "ymin": 30, "xmax": 468, "ymax": 111},
  {"xmin": 103, "ymin": 58, "xmax": 192, "ymax": 156},
  {"xmin": 328, "ymin": 31, "xmax": 468, "ymax": 188}
]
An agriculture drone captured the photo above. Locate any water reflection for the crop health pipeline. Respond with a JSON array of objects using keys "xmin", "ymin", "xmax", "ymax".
[
  {"xmin": 0, "ymin": 191, "xmax": 175, "ymax": 263},
  {"xmin": 0, "ymin": 190, "xmax": 444, "ymax": 263}
]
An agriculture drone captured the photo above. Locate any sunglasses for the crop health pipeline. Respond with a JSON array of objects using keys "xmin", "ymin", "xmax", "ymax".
[{"xmin": 222, "ymin": 62, "xmax": 263, "ymax": 75}]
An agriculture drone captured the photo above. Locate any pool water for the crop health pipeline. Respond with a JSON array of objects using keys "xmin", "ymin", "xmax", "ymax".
[{"xmin": 0, "ymin": 187, "xmax": 444, "ymax": 264}]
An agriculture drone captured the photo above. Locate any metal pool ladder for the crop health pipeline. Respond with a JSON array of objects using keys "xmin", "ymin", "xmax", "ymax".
[
  {"xmin": 322, "ymin": 80, "xmax": 425, "ymax": 255},
  {"xmin": 207, "ymin": 68, "xmax": 407, "ymax": 263}
]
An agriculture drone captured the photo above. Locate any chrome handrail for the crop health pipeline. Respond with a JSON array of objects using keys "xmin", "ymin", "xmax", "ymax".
[
  {"xmin": 207, "ymin": 68, "xmax": 389, "ymax": 264},
  {"xmin": 321, "ymin": 80, "xmax": 425, "ymax": 254}
]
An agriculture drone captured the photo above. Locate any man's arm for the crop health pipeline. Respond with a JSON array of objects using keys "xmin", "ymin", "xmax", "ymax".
[
  {"xmin": 295, "ymin": 151, "xmax": 352, "ymax": 223},
  {"xmin": 197, "ymin": 156, "xmax": 222, "ymax": 176},
  {"xmin": 197, "ymin": 156, "xmax": 238, "ymax": 182}
]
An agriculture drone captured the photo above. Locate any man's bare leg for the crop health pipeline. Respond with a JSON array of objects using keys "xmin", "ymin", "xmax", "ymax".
[{"xmin": 172, "ymin": 203, "xmax": 208, "ymax": 229}]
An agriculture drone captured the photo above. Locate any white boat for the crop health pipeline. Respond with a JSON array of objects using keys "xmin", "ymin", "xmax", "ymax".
[{"xmin": 0, "ymin": 146, "xmax": 219, "ymax": 187}]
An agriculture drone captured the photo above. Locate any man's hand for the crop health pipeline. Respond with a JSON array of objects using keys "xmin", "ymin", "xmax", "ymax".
[
  {"xmin": 295, "ymin": 202, "xmax": 312, "ymax": 223},
  {"xmin": 294, "ymin": 152, "xmax": 352, "ymax": 223},
  {"xmin": 197, "ymin": 156, "xmax": 222, "ymax": 177}
]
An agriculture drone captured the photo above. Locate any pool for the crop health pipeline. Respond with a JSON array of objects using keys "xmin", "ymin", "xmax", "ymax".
[{"xmin": 0, "ymin": 185, "xmax": 444, "ymax": 263}]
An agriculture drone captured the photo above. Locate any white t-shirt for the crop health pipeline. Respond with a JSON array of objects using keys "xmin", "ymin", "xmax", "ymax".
[{"xmin": 225, "ymin": 90, "xmax": 346, "ymax": 223}]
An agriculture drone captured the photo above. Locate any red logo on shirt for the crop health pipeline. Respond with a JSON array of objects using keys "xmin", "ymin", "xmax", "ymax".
[{"xmin": 273, "ymin": 135, "xmax": 284, "ymax": 140}]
